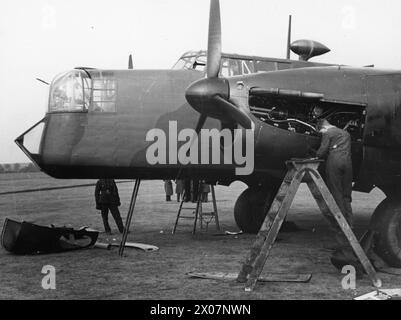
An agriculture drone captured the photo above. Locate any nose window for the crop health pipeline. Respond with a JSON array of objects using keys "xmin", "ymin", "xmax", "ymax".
[
  {"xmin": 92, "ymin": 78, "xmax": 117, "ymax": 113},
  {"xmin": 49, "ymin": 70, "xmax": 91, "ymax": 112}
]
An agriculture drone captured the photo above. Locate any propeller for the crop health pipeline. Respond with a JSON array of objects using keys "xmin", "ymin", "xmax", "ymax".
[
  {"xmin": 185, "ymin": 0, "xmax": 254, "ymax": 134},
  {"xmin": 175, "ymin": 0, "xmax": 254, "ymax": 180}
]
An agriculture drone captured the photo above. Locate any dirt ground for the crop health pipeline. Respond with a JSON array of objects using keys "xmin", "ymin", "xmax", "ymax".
[{"xmin": 0, "ymin": 172, "xmax": 400, "ymax": 300}]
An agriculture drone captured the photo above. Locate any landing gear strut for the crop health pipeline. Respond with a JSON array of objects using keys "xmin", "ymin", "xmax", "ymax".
[{"xmin": 119, "ymin": 179, "xmax": 141, "ymax": 257}]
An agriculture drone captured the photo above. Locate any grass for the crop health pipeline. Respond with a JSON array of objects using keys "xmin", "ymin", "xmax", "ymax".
[{"xmin": 0, "ymin": 172, "xmax": 399, "ymax": 300}]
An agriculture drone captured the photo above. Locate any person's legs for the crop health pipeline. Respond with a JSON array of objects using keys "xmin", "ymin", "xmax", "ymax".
[
  {"xmin": 325, "ymin": 163, "xmax": 345, "ymax": 222},
  {"xmin": 191, "ymin": 180, "xmax": 200, "ymax": 203},
  {"xmin": 324, "ymin": 161, "xmax": 350, "ymax": 248},
  {"xmin": 326, "ymin": 159, "xmax": 361, "ymax": 271},
  {"xmin": 184, "ymin": 181, "xmax": 191, "ymax": 202},
  {"xmin": 110, "ymin": 206, "xmax": 125, "ymax": 233},
  {"xmin": 326, "ymin": 162, "xmax": 347, "ymax": 217},
  {"xmin": 101, "ymin": 207, "xmax": 111, "ymax": 234},
  {"xmin": 341, "ymin": 162, "xmax": 354, "ymax": 227}
]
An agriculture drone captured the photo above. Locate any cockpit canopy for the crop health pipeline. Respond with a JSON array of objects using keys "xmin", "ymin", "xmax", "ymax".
[
  {"xmin": 172, "ymin": 50, "xmax": 257, "ymax": 76},
  {"xmin": 172, "ymin": 50, "xmax": 298, "ymax": 76},
  {"xmin": 172, "ymin": 51, "xmax": 207, "ymax": 72}
]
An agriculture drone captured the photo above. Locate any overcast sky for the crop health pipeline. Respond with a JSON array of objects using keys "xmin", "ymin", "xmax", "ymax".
[{"xmin": 1, "ymin": 0, "xmax": 401, "ymax": 163}]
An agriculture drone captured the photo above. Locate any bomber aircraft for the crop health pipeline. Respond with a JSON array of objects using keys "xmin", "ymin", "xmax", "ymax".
[{"xmin": 16, "ymin": 0, "xmax": 401, "ymax": 267}]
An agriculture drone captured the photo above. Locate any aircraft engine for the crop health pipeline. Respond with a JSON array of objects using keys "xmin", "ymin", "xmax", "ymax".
[{"xmin": 248, "ymin": 92, "xmax": 366, "ymax": 142}]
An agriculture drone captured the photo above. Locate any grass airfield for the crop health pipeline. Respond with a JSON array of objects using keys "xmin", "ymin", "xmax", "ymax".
[{"xmin": 0, "ymin": 172, "xmax": 399, "ymax": 300}]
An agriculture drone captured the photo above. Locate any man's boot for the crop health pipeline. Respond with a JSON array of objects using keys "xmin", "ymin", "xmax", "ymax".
[{"xmin": 330, "ymin": 247, "xmax": 364, "ymax": 279}]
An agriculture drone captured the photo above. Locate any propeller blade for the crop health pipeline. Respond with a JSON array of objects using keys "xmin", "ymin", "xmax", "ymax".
[
  {"xmin": 186, "ymin": 114, "xmax": 208, "ymax": 156},
  {"xmin": 206, "ymin": 0, "xmax": 222, "ymax": 78},
  {"xmin": 177, "ymin": 114, "xmax": 208, "ymax": 178},
  {"xmin": 214, "ymin": 96, "xmax": 253, "ymax": 129},
  {"xmin": 128, "ymin": 54, "xmax": 133, "ymax": 69},
  {"xmin": 195, "ymin": 114, "xmax": 208, "ymax": 136}
]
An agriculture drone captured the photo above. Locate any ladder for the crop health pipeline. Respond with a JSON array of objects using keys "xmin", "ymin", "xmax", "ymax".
[
  {"xmin": 237, "ymin": 159, "xmax": 382, "ymax": 291},
  {"xmin": 172, "ymin": 184, "xmax": 220, "ymax": 234}
]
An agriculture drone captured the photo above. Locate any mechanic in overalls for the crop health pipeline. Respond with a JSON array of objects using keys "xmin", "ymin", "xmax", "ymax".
[{"xmin": 315, "ymin": 119, "xmax": 356, "ymax": 269}]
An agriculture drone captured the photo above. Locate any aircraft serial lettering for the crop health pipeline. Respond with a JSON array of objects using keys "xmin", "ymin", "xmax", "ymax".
[{"xmin": 145, "ymin": 121, "xmax": 254, "ymax": 175}]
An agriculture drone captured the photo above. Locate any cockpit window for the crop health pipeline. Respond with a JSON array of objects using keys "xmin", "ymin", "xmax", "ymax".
[
  {"xmin": 172, "ymin": 56, "xmax": 195, "ymax": 70},
  {"xmin": 221, "ymin": 58, "xmax": 240, "ymax": 77},
  {"xmin": 256, "ymin": 60, "xmax": 277, "ymax": 72},
  {"xmin": 89, "ymin": 70, "xmax": 117, "ymax": 112},
  {"xmin": 49, "ymin": 70, "xmax": 91, "ymax": 112},
  {"xmin": 48, "ymin": 70, "xmax": 117, "ymax": 113},
  {"xmin": 172, "ymin": 53, "xmax": 206, "ymax": 71},
  {"xmin": 193, "ymin": 55, "xmax": 206, "ymax": 71},
  {"xmin": 174, "ymin": 50, "xmax": 260, "ymax": 77},
  {"xmin": 220, "ymin": 58, "xmax": 255, "ymax": 77},
  {"xmin": 92, "ymin": 77, "xmax": 117, "ymax": 113}
]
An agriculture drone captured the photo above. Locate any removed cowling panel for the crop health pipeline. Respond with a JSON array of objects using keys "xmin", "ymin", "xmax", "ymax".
[{"xmin": 1, "ymin": 218, "xmax": 99, "ymax": 255}]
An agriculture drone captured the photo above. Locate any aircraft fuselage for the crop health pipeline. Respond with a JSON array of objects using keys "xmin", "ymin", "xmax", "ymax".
[{"xmin": 17, "ymin": 66, "xmax": 401, "ymax": 194}]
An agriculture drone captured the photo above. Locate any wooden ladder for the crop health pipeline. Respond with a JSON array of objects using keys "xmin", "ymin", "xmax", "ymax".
[
  {"xmin": 237, "ymin": 159, "xmax": 382, "ymax": 291},
  {"xmin": 172, "ymin": 184, "xmax": 220, "ymax": 234}
]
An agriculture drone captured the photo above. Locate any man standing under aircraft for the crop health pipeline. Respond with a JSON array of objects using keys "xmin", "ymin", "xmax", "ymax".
[
  {"xmin": 315, "ymin": 119, "xmax": 357, "ymax": 268},
  {"xmin": 164, "ymin": 180, "xmax": 173, "ymax": 202},
  {"xmin": 95, "ymin": 179, "xmax": 125, "ymax": 235}
]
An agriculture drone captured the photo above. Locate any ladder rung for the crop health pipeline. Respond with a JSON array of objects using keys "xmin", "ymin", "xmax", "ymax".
[
  {"xmin": 173, "ymin": 186, "xmax": 220, "ymax": 234},
  {"xmin": 201, "ymin": 212, "xmax": 216, "ymax": 216}
]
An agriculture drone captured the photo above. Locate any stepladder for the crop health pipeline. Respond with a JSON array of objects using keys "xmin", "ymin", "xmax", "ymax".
[
  {"xmin": 172, "ymin": 184, "xmax": 220, "ymax": 234},
  {"xmin": 237, "ymin": 159, "xmax": 382, "ymax": 291}
]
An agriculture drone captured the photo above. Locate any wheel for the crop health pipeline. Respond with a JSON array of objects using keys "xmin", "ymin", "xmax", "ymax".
[
  {"xmin": 370, "ymin": 198, "xmax": 401, "ymax": 267},
  {"xmin": 234, "ymin": 186, "xmax": 278, "ymax": 234}
]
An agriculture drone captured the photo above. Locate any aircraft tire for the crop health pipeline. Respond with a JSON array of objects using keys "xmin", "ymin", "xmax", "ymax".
[
  {"xmin": 234, "ymin": 186, "xmax": 277, "ymax": 234},
  {"xmin": 370, "ymin": 197, "xmax": 401, "ymax": 267}
]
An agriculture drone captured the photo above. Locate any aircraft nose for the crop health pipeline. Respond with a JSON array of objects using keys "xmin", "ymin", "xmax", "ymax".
[{"xmin": 15, "ymin": 118, "xmax": 46, "ymax": 166}]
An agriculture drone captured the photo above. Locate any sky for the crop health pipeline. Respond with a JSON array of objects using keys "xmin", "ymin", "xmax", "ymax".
[{"xmin": 1, "ymin": 0, "xmax": 401, "ymax": 163}]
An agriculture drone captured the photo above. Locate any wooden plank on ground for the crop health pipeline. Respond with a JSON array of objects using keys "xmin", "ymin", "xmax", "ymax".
[{"xmin": 187, "ymin": 271, "xmax": 312, "ymax": 283}]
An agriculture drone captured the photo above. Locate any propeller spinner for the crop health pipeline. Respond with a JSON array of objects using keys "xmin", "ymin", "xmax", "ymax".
[{"xmin": 185, "ymin": 0, "xmax": 254, "ymax": 131}]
